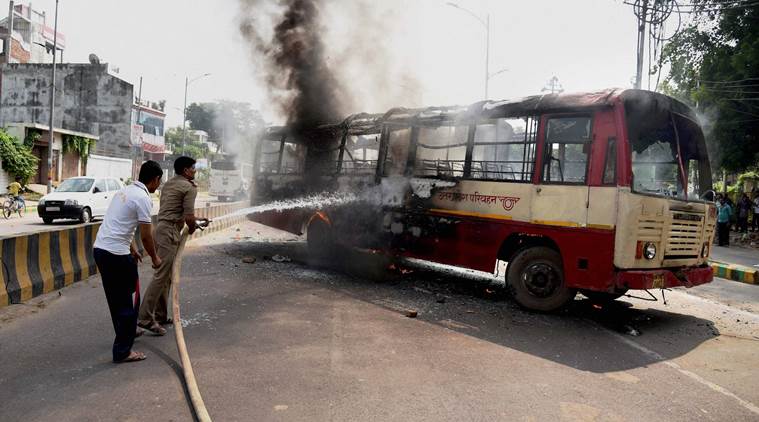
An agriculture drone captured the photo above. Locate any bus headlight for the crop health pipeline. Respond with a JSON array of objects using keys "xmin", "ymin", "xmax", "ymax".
[{"xmin": 643, "ymin": 242, "xmax": 657, "ymax": 260}]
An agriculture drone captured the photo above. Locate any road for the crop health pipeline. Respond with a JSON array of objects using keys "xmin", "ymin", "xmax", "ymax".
[
  {"xmin": 1, "ymin": 221, "xmax": 758, "ymax": 421},
  {"xmin": 0, "ymin": 192, "xmax": 229, "ymax": 238}
]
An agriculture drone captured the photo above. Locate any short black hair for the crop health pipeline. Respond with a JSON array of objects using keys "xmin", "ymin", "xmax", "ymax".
[
  {"xmin": 174, "ymin": 156, "xmax": 196, "ymax": 174},
  {"xmin": 138, "ymin": 160, "xmax": 163, "ymax": 184}
]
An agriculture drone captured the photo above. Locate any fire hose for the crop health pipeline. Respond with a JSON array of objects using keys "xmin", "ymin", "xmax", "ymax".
[{"xmin": 171, "ymin": 218, "xmax": 212, "ymax": 422}]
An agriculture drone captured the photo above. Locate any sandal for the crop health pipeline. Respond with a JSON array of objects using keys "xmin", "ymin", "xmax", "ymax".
[
  {"xmin": 159, "ymin": 318, "xmax": 173, "ymax": 326},
  {"xmin": 138, "ymin": 322, "xmax": 167, "ymax": 336},
  {"xmin": 114, "ymin": 350, "xmax": 146, "ymax": 363}
]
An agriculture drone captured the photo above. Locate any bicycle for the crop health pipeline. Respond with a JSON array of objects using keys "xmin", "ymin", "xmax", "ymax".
[{"xmin": 2, "ymin": 195, "xmax": 26, "ymax": 219}]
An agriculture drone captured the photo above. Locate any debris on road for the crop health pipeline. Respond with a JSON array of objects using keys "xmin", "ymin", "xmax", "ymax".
[
  {"xmin": 405, "ymin": 310, "xmax": 418, "ymax": 318},
  {"xmin": 271, "ymin": 254, "xmax": 292, "ymax": 263},
  {"xmin": 242, "ymin": 257, "xmax": 257, "ymax": 264}
]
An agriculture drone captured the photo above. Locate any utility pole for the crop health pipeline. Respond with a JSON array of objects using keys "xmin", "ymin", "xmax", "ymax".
[
  {"xmin": 541, "ymin": 76, "xmax": 564, "ymax": 94},
  {"xmin": 181, "ymin": 76, "xmax": 188, "ymax": 153},
  {"xmin": 634, "ymin": 0, "xmax": 649, "ymax": 90},
  {"xmin": 45, "ymin": 0, "xmax": 59, "ymax": 193}
]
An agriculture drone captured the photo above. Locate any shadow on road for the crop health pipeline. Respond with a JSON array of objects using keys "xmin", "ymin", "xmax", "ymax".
[{"xmin": 201, "ymin": 238, "xmax": 719, "ymax": 374}]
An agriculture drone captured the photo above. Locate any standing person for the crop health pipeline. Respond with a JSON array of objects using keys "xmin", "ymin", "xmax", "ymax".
[
  {"xmin": 716, "ymin": 196, "xmax": 732, "ymax": 246},
  {"xmin": 138, "ymin": 156, "xmax": 198, "ymax": 335},
  {"xmin": 7, "ymin": 176, "xmax": 26, "ymax": 207},
  {"xmin": 737, "ymin": 193, "xmax": 751, "ymax": 234},
  {"xmin": 753, "ymin": 194, "xmax": 759, "ymax": 232},
  {"xmin": 93, "ymin": 161, "xmax": 163, "ymax": 363}
]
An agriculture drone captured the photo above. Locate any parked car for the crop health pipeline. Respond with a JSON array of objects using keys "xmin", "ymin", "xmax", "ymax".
[{"xmin": 37, "ymin": 177, "xmax": 124, "ymax": 224}]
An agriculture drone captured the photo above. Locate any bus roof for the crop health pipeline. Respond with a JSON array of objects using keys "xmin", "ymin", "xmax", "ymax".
[{"xmin": 262, "ymin": 89, "xmax": 699, "ymax": 141}]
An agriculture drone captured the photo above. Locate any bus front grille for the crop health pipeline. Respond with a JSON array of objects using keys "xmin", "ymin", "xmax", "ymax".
[{"xmin": 665, "ymin": 212, "xmax": 704, "ymax": 258}]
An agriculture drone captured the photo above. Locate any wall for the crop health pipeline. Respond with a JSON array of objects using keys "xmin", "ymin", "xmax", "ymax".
[{"xmin": 0, "ymin": 63, "xmax": 134, "ymax": 160}]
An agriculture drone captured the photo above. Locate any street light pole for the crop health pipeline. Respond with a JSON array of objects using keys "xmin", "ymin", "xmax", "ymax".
[
  {"xmin": 181, "ymin": 73, "xmax": 211, "ymax": 153},
  {"xmin": 46, "ymin": 0, "xmax": 59, "ymax": 193},
  {"xmin": 181, "ymin": 76, "xmax": 188, "ymax": 153},
  {"xmin": 447, "ymin": 2, "xmax": 490, "ymax": 99}
]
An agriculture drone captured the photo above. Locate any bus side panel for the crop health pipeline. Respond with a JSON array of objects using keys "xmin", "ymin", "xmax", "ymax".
[{"xmin": 396, "ymin": 215, "xmax": 617, "ymax": 291}]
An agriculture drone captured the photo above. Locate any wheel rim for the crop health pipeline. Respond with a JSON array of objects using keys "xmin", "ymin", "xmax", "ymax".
[{"xmin": 521, "ymin": 262, "xmax": 561, "ymax": 298}]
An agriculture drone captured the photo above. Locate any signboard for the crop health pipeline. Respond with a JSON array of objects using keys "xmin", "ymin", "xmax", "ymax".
[{"xmin": 131, "ymin": 124, "xmax": 143, "ymax": 146}]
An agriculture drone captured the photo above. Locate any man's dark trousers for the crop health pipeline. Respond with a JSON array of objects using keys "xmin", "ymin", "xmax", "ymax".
[{"xmin": 94, "ymin": 248, "xmax": 139, "ymax": 362}]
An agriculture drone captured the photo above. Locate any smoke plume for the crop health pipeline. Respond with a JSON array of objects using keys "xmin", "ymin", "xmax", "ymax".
[{"xmin": 239, "ymin": 0, "xmax": 349, "ymax": 133}]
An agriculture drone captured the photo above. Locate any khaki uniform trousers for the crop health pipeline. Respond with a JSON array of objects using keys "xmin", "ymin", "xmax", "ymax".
[{"xmin": 138, "ymin": 220, "xmax": 181, "ymax": 325}]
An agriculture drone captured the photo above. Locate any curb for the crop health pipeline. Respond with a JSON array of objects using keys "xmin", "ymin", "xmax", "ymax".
[
  {"xmin": 0, "ymin": 202, "xmax": 248, "ymax": 309},
  {"xmin": 710, "ymin": 261, "xmax": 757, "ymax": 285}
]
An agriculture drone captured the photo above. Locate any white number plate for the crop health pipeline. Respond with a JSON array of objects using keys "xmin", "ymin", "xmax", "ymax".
[{"xmin": 46, "ymin": 206, "xmax": 60, "ymax": 211}]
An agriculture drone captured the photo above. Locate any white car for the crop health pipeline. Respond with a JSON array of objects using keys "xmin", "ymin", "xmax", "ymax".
[{"xmin": 37, "ymin": 177, "xmax": 124, "ymax": 224}]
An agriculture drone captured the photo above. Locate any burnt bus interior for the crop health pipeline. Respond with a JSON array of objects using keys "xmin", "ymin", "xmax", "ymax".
[{"xmin": 253, "ymin": 90, "xmax": 711, "ymax": 207}]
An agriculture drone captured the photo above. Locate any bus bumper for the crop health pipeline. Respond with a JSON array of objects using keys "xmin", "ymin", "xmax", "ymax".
[{"xmin": 615, "ymin": 265, "xmax": 713, "ymax": 290}]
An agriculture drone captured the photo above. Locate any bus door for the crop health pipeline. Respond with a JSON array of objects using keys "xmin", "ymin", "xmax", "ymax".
[{"xmin": 531, "ymin": 114, "xmax": 593, "ymax": 228}]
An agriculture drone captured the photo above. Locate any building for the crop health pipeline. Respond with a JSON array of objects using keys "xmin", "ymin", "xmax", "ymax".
[
  {"xmin": 0, "ymin": 1, "xmax": 64, "ymax": 65},
  {"xmin": 0, "ymin": 63, "xmax": 135, "ymax": 183},
  {"xmin": 132, "ymin": 101, "xmax": 167, "ymax": 161}
]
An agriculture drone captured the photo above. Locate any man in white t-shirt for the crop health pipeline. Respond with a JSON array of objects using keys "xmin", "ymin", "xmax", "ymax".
[{"xmin": 93, "ymin": 161, "xmax": 163, "ymax": 363}]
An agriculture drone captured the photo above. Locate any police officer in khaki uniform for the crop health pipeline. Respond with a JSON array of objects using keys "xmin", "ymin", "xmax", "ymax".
[{"xmin": 138, "ymin": 156, "xmax": 198, "ymax": 335}]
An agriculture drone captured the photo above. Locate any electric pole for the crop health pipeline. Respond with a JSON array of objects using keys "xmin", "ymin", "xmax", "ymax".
[
  {"xmin": 541, "ymin": 76, "xmax": 564, "ymax": 94},
  {"xmin": 634, "ymin": 0, "xmax": 649, "ymax": 89}
]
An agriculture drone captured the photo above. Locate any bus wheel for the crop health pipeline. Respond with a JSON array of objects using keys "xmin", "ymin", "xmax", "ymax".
[
  {"xmin": 580, "ymin": 289, "xmax": 628, "ymax": 303},
  {"xmin": 307, "ymin": 218, "xmax": 335, "ymax": 261},
  {"xmin": 506, "ymin": 247, "xmax": 575, "ymax": 312}
]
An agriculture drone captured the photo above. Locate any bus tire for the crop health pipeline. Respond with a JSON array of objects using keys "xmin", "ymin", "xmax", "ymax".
[
  {"xmin": 580, "ymin": 289, "xmax": 628, "ymax": 303},
  {"xmin": 506, "ymin": 246, "xmax": 575, "ymax": 312},
  {"xmin": 307, "ymin": 218, "xmax": 335, "ymax": 260}
]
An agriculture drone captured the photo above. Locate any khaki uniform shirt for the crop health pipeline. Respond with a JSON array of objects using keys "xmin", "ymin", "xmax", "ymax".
[{"xmin": 157, "ymin": 175, "xmax": 197, "ymax": 224}]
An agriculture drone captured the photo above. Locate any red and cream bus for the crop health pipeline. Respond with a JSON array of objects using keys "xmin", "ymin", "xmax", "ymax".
[{"xmin": 250, "ymin": 89, "xmax": 716, "ymax": 311}]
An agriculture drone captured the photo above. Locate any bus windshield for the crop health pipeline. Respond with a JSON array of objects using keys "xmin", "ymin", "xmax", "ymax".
[{"xmin": 626, "ymin": 103, "xmax": 710, "ymax": 201}]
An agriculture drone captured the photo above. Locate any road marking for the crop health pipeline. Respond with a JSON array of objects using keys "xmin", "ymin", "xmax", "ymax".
[
  {"xmin": 605, "ymin": 326, "xmax": 759, "ymax": 416},
  {"xmin": 14, "ymin": 236, "xmax": 32, "ymax": 302},
  {"xmin": 58, "ymin": 230, "xmax": 74, "ymax": 286},
  {"xmin": 38, "ymin": 232, "xmax": 55, "ymax": 294}
]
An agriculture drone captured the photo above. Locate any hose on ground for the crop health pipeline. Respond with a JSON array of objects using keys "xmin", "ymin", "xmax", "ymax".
[{"xmin": 172, "ymin": 223, "xmax": 212, "ymax": 422}]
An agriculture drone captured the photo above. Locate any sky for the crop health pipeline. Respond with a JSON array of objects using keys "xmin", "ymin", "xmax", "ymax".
[{"xmin": 3, "ymin": 0, "xmax": 659, "ymax": 128}]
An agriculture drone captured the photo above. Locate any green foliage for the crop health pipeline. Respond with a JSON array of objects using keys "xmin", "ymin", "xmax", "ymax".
[
  {"xmin": 62, "ymin": 135, "xmax": 96, "ymax": 161},
  {"xmin": 23, "ymin": 129, "xmax": 42, "ymax": 148},
  {"xmin": 0, "ymin": 129, "xmax": 39, "ymax": 183},
  {"xmin": 185, "ymin": 101, "xmax": 264, "ymax": 156},
  {"xmin": 165, "ymin": 127, "xmax": 209, "ymax": 159},
  {"xmin": 659, "ymin": 4, "xmax": 759, "ymax": 172}
]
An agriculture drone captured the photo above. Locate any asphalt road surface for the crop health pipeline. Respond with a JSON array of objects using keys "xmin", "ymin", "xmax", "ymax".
[{"xmin": 1, "ymin": 221, "xmax": 758, "ymax": 421}]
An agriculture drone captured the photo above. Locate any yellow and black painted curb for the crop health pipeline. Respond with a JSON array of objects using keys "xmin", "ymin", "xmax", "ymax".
[
  {"xmin": 710, "ymin": 261, "xmax": 757, "ymax": 285},
  {"xmin": 0, "ymin": 202, "xmax": 248, "ymax": 308}
]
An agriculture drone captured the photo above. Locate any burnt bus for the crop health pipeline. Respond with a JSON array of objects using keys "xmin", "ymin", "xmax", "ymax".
[{"xmin": 250, "ymin": 89, "xmax": 716, "ymax": 312}]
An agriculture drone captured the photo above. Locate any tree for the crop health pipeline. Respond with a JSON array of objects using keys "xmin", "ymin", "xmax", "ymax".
[
  {"xmin": 660, "ymin": 2, "xmax": 759, "ymax": 172},
  {"xmin": 165, "ymin": 127, "xmax": 208, "ymax": 159},
  {"xmin": 185, "ymin": 101, "xmax": 265, "ymax": 161},
  {"xmin": 0, "ymin": 129, "xmax": 38, "ymax": 183}
]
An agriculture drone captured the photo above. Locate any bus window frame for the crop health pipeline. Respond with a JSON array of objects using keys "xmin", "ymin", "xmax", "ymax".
[
  {"xmin": 467, "ymin": 116, "xmax": 539, "ymax": 184},
  {"xmin": 409, "ymin": 121, "xmax": 470, "ymax": 179},
  {"xmin": 602, "ymin": 136, "xmax": 617, "ymax": 186},
  {"xmin": 537, "ymin": 113, "xmax": 594, "ymax": 186}
]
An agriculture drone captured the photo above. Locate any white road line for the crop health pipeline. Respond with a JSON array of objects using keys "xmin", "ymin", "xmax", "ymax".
[{"xmin": 603, "ymin": 325, "xmax": 759, "ymax": 416}]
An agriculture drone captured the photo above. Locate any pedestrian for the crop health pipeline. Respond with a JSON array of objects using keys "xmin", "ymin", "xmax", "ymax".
[
  {"xmin": 737, "ymin": 193, "xmax": 751, "ymax": 233},
  {"xmin": 93, "ymin": 161, "xmax": 163, "ymax": 363},
  {"xmin": 6, "ymin": 176, "xmax": 26, "ymax": 207},
  {"xmin": 753, "ymin": 194, "xmax": 759, "ymax": 232},
  {"xmin": 716, "ymin": 196, "xmax": 732, "ymax": 246},
  {"xmin": 138, "ymin": 156, "xmax": 198, "ymax": 335}
]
